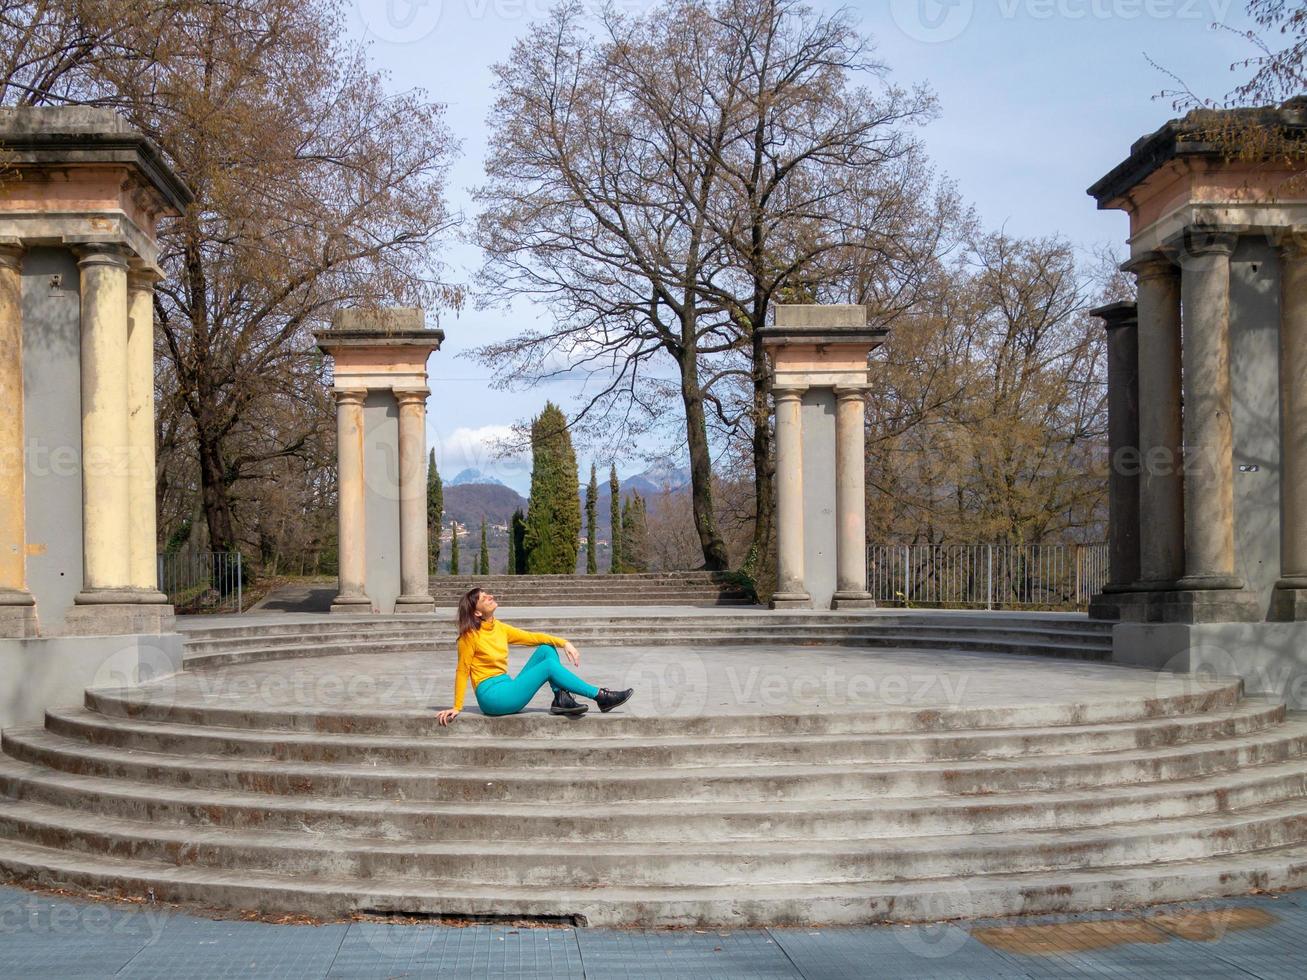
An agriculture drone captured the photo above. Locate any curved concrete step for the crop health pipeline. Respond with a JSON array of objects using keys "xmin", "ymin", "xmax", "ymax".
[
  {"xmin": 39, "ymin": 700, "xmax": 1286, "ymax": 769},
  {"xmin": 3, "ymin": 830, "xmax": 1307, "ymax": 927},
  {"xmin": 82, "ymin": 680, "xmax": 1243, "ymax": 737},
  {"xmin": 4, "ymin": 752, "xmax": 1307, "ymax": 843},
  {"xmin": 7, "ymin": 722, "xmax": 1306, "ymax": 804}
]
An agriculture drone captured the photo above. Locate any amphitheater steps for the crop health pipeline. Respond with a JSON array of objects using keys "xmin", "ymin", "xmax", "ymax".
[{"xmin": 425, "ymin": 572, "xmax": 755, "ymax": 607}]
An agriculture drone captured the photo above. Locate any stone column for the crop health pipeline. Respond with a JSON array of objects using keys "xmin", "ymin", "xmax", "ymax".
[
  {"xmin": 1276, "ymin": 236, "xmax": 1307, "ymax": 620},
  {"xmin": 831, "ymin": 386, "xmax": 875, "ymax": 608},
  {"xmin": 332, "ymin": 389, "xmax": 371, "ymax": 613},
  {"xmin": 126, "ymin": 270, "xmax": 166, "ymax": 601},
  {"xmin": 0, "ymin": 244, "xmax": 36, "ymax": 635},
  {"xmin": 771, "ymin": 386, "xmax": 811, "ymax": 608},
  {"xmin": 394, "ymin": 389, "xmax": 434, "ymax": 612},
  {"xmin": 1095, "ymin": 303, "xmax": 1142, "ymax": 591},
  {"xmin": 1178, "ymin": 232, "xmax": 1241, "ymax": 589},
  {"xmin": 74, "ymin": 244, "xmax": 134, "ymax": 603},
  {"xmin": 1129, "ymin": 252, "xmax": 1186, "ymax": 587}
]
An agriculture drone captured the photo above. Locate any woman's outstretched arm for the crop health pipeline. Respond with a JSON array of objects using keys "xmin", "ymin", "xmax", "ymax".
[{"xmin": 502, "ymin": 623, "xmax": 580, "ymax": 666}]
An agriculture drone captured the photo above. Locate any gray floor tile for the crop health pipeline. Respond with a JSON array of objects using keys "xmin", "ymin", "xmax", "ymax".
[
  {"xmin": 577, "ymin": 929, "xmax": 801, "ymax": 980},
  {"xmin": 328, "ymin": 923, "xmax": 582, "ymax": 979},
  {"xmin": 770, "ymin": 923, "xmax": 1026, "ymax": 979},
  {"xmin": 0, "ymin": 887, "xmax": 161, "ymax": 979},
  {"xmin": 116, "ymin": 916, "xmax": 348, "ymax": 979}
]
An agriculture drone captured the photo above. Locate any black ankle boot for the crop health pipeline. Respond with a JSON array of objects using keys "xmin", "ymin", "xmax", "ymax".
[
  {"xmin": 594, "ymin": 688, "xmax": 633, "ymax": 713},
  {"xmin": 550, "ymin": 690, "xmax": 589, "ymax": 716}
]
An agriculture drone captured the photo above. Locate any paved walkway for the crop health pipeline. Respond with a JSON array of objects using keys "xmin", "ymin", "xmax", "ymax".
[{"xmin": 0, "ymin": 883, "xmax": 1302, "ymax": 978}]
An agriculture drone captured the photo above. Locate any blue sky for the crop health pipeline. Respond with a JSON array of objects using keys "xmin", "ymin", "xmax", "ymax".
[{"xmin": 346, "ymin": 0, "xmax": 1260, "ymax": 493}]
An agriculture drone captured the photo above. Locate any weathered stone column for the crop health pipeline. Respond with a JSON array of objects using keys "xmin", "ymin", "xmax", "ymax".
[
  {"xmin": 831, "ymin": 386, "xmax": 875, "ymax": 609},
  {"xmin": 0, "ymin": 243, "xmax": 36, "ymax": 636},
  {"xmin": 771, "ymin": 386, "xmax": 811, "ymax": 608},
  {"xmin": 1178, "ymin": 231, "xmax": 1241, "ymax": 590},
  {"xmin": 1277, "ymin": 236, "xmax": 1307, "ymax": 620},
  {"xmin": 74, "ymin": 244, "xmax": 133, "ymax": 602},
  {"xmin": 126, "ymin": 270, "xmax": 166, "ymax": 600},
  {"xmin": 394, "ymin": 389, "xmax": 435, "ymax": 612},
  {"xmin": 1129, "ymin": 252, "xmax": 1185, "ymax": 587},
  {"xmin": 332, "ymin": 389, "xmax": 371, "ymax": 613},
  {"xmin": 1095, "ymin": 302, "xmax": 1141, "ymax": 591}
]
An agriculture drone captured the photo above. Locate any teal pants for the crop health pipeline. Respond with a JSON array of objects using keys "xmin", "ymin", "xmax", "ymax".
[{"xmin": 474, "ymin": 645, "xmax": 601, "ymax": 717}]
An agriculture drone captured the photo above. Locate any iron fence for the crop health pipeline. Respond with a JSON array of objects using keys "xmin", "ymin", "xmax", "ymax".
[
  {"xmin": 868, "ymin": 543, "xmax": 1109, "ymax": 611},
  {"xmin": 158, "ymin": 551, "xmax": 244, "ymax": 614}
]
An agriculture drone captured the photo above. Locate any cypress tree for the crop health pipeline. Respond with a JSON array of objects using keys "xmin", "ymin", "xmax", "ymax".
[
  {"xmin": 609, "ymin": 463, "xmax": 622, "ymax": 573},
  {"xmin": 511, "ymin": 509, "xmax": 527, "ymax": 574},
  {"xmin": 479, "ymin": 518, "xmax": 490, "ymax": 575},
  {"xmin": 426, "ymin": 448, "xmax": 442, "ymax": 574},
  {"xmin": 621, "ymin": 492, "xmax": 649, "ymax": 572},
  {"xmin": 585, "ymin": 463, "xmax": 598, "ymax": 574},
  {"xmin": 523, "ymin": 402, "xmax": 581, "ymax": 574},
  {"xmin": 449, "ymin": 521, "xmax": 460, "ymax": 575}
]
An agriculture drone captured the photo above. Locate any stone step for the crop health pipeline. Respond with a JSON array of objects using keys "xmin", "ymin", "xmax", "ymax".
[
  {"xmin": 179, "ymin": 622, "xmax": 1112, "ymax": 654},
  {"xmin": 82, "ymin": 679, "xmax": 1243, "ymax": 737},
  {"xmin": 8, "ymin": 721, "xmax": 1304, "ymax": 804},
  {"xmin": 4, "ymin": 833, "xmax": 1306, "ymax": 927},
  {"xmin": 2, "ymin": 793, "xmax": 1307, "ymax": 893},
  {"xmin": 178, "ymin": 635, "xmax": 1112, "ymax": 671},
  {"xmin": 5, "ymin": 752, "xmax": 1306, "ymax": 843},
  {"xmin": 39, "ymin": 700, "xmax": 1286, "ymax": 769}
]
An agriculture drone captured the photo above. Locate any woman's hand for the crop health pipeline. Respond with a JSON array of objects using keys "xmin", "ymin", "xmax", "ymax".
[
  {"xmin": 561, "ymin": 641, "xmax": 580, "ymax": 667},
  {"xmin": 436, "ymin": 708, "xmax": 460, "ymax": 727}
]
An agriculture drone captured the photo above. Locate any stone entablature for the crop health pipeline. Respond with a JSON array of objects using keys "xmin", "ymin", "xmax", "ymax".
[
  {"xmin": 761, "ymin": 305, "xmax": 885, "ymax": 610},
  {"xmin": 314, "ymin": 309, "xmax": 443, "ymax": 614}
]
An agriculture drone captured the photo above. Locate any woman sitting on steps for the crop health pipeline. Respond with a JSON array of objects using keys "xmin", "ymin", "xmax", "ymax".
[{"xmin": 435, "ymin": 587, "xmax": 633, "ymax": 725}]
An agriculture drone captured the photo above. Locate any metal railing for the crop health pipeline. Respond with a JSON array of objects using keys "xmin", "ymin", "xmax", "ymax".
[
  {"xmin": 158, "ymin": 551, "xmax": 244, "ymax": 614},
  {"xmin": 868, "ymin": 543, "xmax": 1109, "ymax": 611}
]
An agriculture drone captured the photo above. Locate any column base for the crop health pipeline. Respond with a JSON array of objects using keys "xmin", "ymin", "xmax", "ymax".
[
  {"xmin": 75, "ymin": 588, "xmax": 169, "ymax": 605},
  {"xmin": 330, "ymin": 594, "xmax": 375, "ymax": 615},
  {"xmin": 0, "ymin": 588, "xmax": 38, "ymax": 638},
  {"xmin": 770, "ymin": 592, "xmax": 813, "ymax": 610},
  {"xmin": 1108, "ymin": 587, "xmax": 1262, "ymax": 624},
  {"xmin": 1273, "ymin": 580, "xmax": 1307, "ymax": 621},
  {"xmin": 62, "ymin": 602, "xmax": 176, "ymax": 637},
  {"xmin": 1088, "ymin": 590, "xmax": 1137, "ymax": 622},
  {"xmin": 831, "ymin": 592, "xmax": 877, "ymax": 610},
  {"xmin": 394, "ymin": 594, "xmax": 436, "ymax": 613}
]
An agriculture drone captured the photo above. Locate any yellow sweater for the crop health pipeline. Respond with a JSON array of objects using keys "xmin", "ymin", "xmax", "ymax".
[{"xmin": 452, "ymin": 619, "xmax": 569, "ymax": 711}]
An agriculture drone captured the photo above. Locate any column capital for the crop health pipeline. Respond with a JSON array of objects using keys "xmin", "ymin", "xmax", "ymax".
[
  {"xmin": 833, "ymin": 385, "xmax": 869, "ymax": 403},
  {"xmin": 393, "ymin": 388, "xmax": 430, "ymax": 406},
  {"xmin": 1179, "ymin": 227, "xmax": 1238, "ymax": 258},
  {"xmin": 0, "ymin": 243, "xmax": 23, "ymax": 270},
  {"xmin": 1278, "ymin": 230, "xmax": 1307, "ymax": 260},
  {"xmin": 1122, "ymin": 250, "xmax": 1177, "ymax": 280},
  {"xmin": 74, "ymin": 243, "xmax": 131, "ymax": 270},
  {"xmin": 335, "ymin": 388, "xmax": 368, "ymax": 406},
  {"xmin": 772, "ymin": 385, "xmax": 807, "ymax": 401},
  {"xmin": 126, "ymin": 267, "xmax": 163, "ymax": 292},
  {"xmin": 1091, "ymin": 301, "xmax": 1138, "ymax": 331}
]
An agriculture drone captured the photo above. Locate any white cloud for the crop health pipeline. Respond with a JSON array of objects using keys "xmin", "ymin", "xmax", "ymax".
[{"xmin": 430, "ymin": 424, "xmax": 530, "ymax": 481}]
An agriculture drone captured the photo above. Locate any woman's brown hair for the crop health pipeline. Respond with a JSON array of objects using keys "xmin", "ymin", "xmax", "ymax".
[{"xmin": 457, "ymin": 587, "xmax": 484, "ymax": 637}]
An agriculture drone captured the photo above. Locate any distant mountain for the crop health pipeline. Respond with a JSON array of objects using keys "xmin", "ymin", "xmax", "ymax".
[
  {"xmin": 620, "ymin": 463, "xmax": 691, "ymax": 496},
  {"xmin": 448, "ymin": 467, "xmax": 507, "ymax": 488},
  {"xmin": 443, "ymin": 484, "xmax": 526, "ymax": 529}
]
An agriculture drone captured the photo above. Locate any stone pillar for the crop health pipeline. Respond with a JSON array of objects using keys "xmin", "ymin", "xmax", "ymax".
[
  {"xmin": 831, "ymin": 386, "xmax": 875, "ymax": 609},
  {"xmin": 126, "ymin": 270, "xmax": 166, "ymax": 600},
  {"xmin": 771, "ymin": 386, "xmax": 811, "ymax": 608},
  {"xmin": 74, "ymin": 244, "xmax": 134, "ymax": 603},
  {"xmin": 332, "ymin": 389, "xmax": 371, "ymax": 613},
  {"xmin": 1130, "ymin": 252, "xmax": 1186, "ymax": 587},
  {"xmin": 1276, "ymin": 236, "xmax": 1307, "ymax": 620},
  {"xmin": 0, "ymin": 244, "xmax": 36, "ymax": 636},
  {"xmin": 394, "ymin": 389, "xmax": 434, "ymax": 612},
  {"xmin": 1096, "ymin": 302, "xmax": 1141, "ymax": 591},
  {"xmin": 1178, "ymin": 232, "xmax": 1241, "ymax": 590}
]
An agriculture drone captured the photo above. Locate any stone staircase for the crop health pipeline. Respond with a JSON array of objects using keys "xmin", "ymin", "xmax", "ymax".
[
  {"xmin": 3, "ymin": 626, "xmax": 1307, "ymax": 925},
  {"xmin": 176, "ymin": 611, "xmax": 1115, "ymax": 670},
  {"xmin": 426, "ymin": 572, "xmax": 755, "ymax": 606}
]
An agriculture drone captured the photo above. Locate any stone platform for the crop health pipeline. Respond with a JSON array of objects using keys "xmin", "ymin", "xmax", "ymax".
[{"xmin": 1, "ymin": 611, "xmax": 1307, "ymax": 927}]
